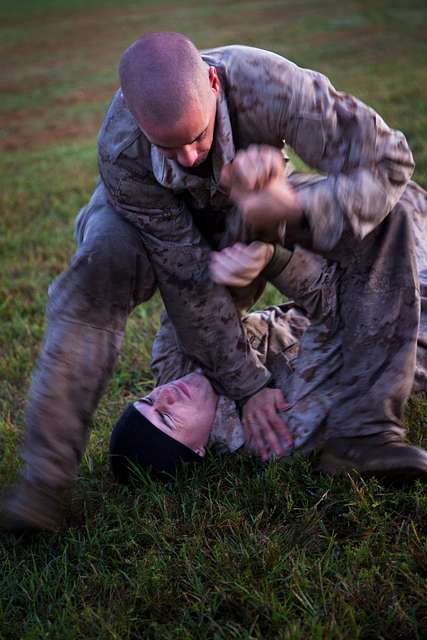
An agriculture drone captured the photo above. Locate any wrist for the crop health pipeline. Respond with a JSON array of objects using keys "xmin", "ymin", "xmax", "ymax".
[
  {"xmin": 269, "ymin": 180, "xmax": 303, "ymax": 224},
  {"xmin": 264, "ymin": 243, "xmax": 275, "ymax": 268},
  {"xmin": 262, "ymin": 244, "xmax": 293, "ymax": 280},
  {"xmin": 286, "ymin": 189, "xmax": 304, "ymax": 225},
  {"xmin": 235, "ymin": 377, "xmax": 274, "ymax": 416}
]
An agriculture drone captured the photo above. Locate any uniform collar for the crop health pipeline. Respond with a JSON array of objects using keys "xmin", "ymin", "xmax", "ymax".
[{"xmin": 150, "ymin": 85, "xmax": 235, "ymax": 195}]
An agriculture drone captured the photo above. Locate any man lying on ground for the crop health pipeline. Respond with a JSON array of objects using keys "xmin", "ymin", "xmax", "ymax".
[{"xmin": 109, "ymin": 300, "xmax": 309, "ymax": 483}]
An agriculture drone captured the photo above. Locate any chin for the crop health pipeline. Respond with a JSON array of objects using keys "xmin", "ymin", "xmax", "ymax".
[{"xmin": 194, "ymin": 372, "xmax": 212, "ymax": 388}]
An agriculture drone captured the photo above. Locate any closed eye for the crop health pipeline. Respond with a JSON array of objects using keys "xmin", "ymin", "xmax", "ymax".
[
  {"xmin": 196, "ymin": 128, "xmax": 208, "ymax": 141},
  {"xmin": 159, "ymin": 412, "xmax": 175, "ymax": 430},
  {"xmin": 139, "ymin": 396, "xmax": 175, "ymax": 430},
  {"xmin": 156, "ymin": 127, "xmax": 208, "ymax": 151}
]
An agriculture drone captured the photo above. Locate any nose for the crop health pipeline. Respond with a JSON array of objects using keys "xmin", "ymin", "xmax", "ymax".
[
  {"xmin": 155, "ymin": 386, "xmax": 177, "ymax": 407},
  {"xmin": 177, "ymin": 145, "xmax": 198, "ymax": 167}
]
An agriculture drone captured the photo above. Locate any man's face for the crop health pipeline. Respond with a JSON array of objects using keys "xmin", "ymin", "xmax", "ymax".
[
  {"xmin": 134, "ymin": 372, "xmax": 218, "ymax": 456},
  {"xmin": 140, "ymin": 66, "xmax": 220, "ymax": 168}
]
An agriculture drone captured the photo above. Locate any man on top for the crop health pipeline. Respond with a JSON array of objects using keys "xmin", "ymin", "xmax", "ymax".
[{"xmin": 4, "ymin": 31, "xmax": 427, "ymax": 529}]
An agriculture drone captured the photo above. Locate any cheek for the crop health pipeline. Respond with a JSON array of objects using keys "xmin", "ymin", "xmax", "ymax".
[
  {"xmin": 203, "ymin": 134, "xmax": 214, "ymax": 152},
  {"xmin": 199, "ymin": 145, "xmax": 211, "ymax": 158},
  {"xmin": 183, "ymin": 401, "xmax": 203, "ymax": 428},
  {"xmin": 197, "ymin": 130, "xmax": 214, "ymax": 155},
  {"xmin": 195, "ymin": 394, "xmax": 217, "ymax": 430}
]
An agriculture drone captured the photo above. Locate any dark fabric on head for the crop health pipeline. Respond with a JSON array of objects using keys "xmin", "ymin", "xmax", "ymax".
[{"xmin": 109, "ymin": 404, "xmax": 202, "ymax": 483}]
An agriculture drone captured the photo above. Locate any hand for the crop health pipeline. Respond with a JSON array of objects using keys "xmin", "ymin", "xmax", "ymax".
[
  {"xmin": 241, "ymin": 388, "xmax": 293, "ymax": 461},
  {"xmin": 221, "ymin": 145, "xmax": 303, "ymax": 233},
  {"xmin": 210, "ymin": 241, "xmax": 274, "ymax": 287},
  {"xmin": 221, "ymin": 144, "xmax": 285, "ymax": 193},
  {"xmin": 234, "ymin": 178, "xmax": 303, "ymax": 231}
]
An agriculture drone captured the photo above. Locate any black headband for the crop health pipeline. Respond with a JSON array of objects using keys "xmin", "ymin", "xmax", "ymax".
[{"xmin": 109, "ymin": 404, "xmax": 203, "ymax": 483}]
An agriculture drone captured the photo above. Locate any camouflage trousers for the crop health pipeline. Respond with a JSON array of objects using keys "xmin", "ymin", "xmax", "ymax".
[{"xmin": 21, "ymin": 181, "xmax": 427, "ymax": 487}]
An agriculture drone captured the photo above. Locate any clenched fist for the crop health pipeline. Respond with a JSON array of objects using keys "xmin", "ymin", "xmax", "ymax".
[
  {"xmin": 221, "ymin": 144, "xmax": 285, "ymax": 193},
  {"xmin": 221, "ymin": 144, "xmax": 303, "ymax": 232}
]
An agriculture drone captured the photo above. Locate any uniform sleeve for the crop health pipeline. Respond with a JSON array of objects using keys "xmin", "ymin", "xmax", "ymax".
[
  {"xmin": 97, "ymin": 103, "xmax": 271, "ymax": 400},
  {"xmin": 270, "ymin": 245, "xmax": 341, "ymax": 326},
  {"xmin": 233, "ymin": 48, "xmax": 414, "ymax": 251},
  {"xmin": 278, "ymin": 64, "xmax": 415, "ymax": 250}
]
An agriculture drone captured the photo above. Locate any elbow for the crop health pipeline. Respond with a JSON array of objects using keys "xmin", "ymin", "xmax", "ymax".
[{"xmin": 384, "ymin": 131, "xmax": 415, "ymax": 188}]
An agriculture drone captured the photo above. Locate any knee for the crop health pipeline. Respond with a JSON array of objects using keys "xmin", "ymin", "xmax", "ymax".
[{"xmin": 47, "ymin": 233, "xmax": 156, "ymax": 331}]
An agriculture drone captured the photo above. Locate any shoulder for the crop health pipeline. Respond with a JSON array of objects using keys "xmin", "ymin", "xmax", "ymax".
[
  {"xmin": 203, "ymin": 46, "xmax": 303, "ymax": 146},
  {"xmin": 97, "ymin": 89, "xmax": 146, "ymax": 163},
  {"xmin": 202, "ymin": 44, "xmax": 299, "ymax": 92}
]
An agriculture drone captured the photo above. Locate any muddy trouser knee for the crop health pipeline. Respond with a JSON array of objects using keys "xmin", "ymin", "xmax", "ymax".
[
  {"xmin": 278, "ymin": 200, "xmax": 420, "ymax": 452},
  {"xmin": 21, "ymin": 183, "xmax": 156, "ymax": 488}
]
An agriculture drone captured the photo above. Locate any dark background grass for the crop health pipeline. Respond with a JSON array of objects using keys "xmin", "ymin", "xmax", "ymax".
[{"xmin": 1, "ymin": 1, "xmax": 427, "ymax": 638}]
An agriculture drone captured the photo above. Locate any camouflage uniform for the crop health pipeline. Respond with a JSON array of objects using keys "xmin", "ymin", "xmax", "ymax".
[{"xmin": 21, "ymin": 45, "xmax": 427, "ymax": 488}]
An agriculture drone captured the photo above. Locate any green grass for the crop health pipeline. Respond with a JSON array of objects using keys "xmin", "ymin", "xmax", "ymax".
[{"xmin": 1, "ymin": 0, "xmax": 427, "ymax": 638}]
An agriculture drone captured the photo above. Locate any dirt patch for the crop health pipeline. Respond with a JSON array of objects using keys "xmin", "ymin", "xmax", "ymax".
[
  {"xmin": 0, "ymin": 84, "xmax": 117, "ymax": 151},
  {"xmin": 53, "ymin": 85, "xmax": 116, "ymax": 107},
  {"xmin": 0, "ymin": 117, "xmax": 100, "ymax": 151}
]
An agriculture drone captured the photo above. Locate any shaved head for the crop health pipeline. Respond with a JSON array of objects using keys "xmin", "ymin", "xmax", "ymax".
[{"xmin": 119, "ymin": 32, "xmax": 211, "ymax": 129}]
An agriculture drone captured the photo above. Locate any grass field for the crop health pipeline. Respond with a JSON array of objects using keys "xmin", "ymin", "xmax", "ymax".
[{"xmin": 1, "ymin": 0, "xmax": 427, "ymax": 638}]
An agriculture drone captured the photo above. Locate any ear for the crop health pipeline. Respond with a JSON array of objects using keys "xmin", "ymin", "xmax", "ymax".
[
  {"xmin": 194, "ymin": 445, "xmax": 206, "ymax": 457},
  {"xmin": 208, "ymin": 66, "xmax": 221, "ymax": 96},
  {"xmin": 122, "ymin": 90, "xmax": 135, "ymax": 117}
]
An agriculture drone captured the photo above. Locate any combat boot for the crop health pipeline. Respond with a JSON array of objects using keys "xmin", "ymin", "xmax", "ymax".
[
  {"xmin": 1, "ymin": 479, "xmax": 69, "ymax": 532},
  {"xmin": 319, "ymin": 437, "xmax": 427, "ymax": 484}
]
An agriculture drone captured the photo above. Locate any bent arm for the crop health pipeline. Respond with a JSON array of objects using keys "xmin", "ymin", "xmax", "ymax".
[
  {"xmin": 232, "ymin": 48, "xmax": 414, "ymax": 250},
  {"xmin": 280, "ymin": 64, "xmax": 414, "ymax": 250},
  {"xmin": 211, "ymin": 240, "xmax": 340, "ymax": 327},
  {"xmin": 267, "ymin": 245, "xmax": 341, "ymax": 326}
]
